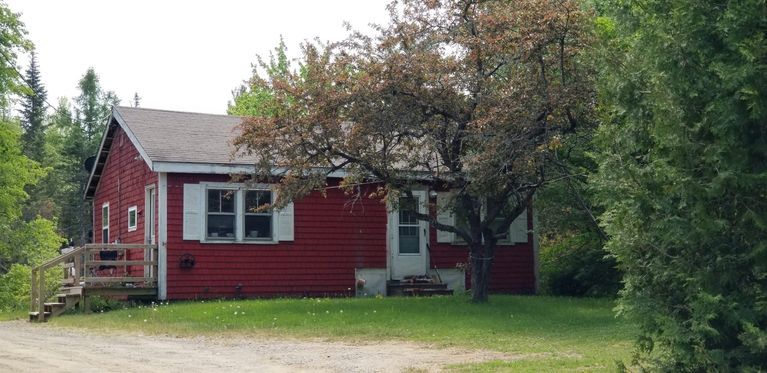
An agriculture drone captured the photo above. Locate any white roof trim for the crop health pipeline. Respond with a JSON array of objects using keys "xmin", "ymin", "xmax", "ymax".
[
  {"xmin": 84, "ymin": 107, "xmax": 155, "ymax": 199},
  {"xmin": 112, "ymin": 107, "xmax": 153, "ymax": 169},
  {"xmin": 151, "ymin": 161, "xmax": 348, "ymax": 178}
]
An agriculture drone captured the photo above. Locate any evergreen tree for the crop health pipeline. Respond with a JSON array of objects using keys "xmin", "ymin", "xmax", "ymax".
[
  {"xmin": 594, "ymin": 0, "xmax": 767, "ymax": 370},
  {"xmin": 56, "ymin": 69, "xmax": 119, "ymax": 245},
  {"xmin": 75, "ymin": 68, "xmax": 112, "ymax": 150},
  {"xmin": 132, "ymin": 92, "xmax": 140, "ymax": 107},
  {"xmin": 19, "ymin": 51, "xmax": 46, "ymax": 162}
]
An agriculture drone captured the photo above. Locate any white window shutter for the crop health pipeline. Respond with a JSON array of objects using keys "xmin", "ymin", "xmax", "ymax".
[
  {"xmin": 510, "ymin": 208, "xmax": 529, "ymax": 243},
  {"xmin": 277, "ymin": 202, "xmax": 294, "ymax": 241},
  {"xmin": 183, "ymin": 184, "xmax": 202, "ymax": 240},
  {"xmin": 436, "ymin": 192, "xmax": 455, "ymax": 243}
]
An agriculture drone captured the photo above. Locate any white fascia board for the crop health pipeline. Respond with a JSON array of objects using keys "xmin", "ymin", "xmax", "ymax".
[
  {"xmin": 112, "ymin": 107, "xmax": 153, "ymax": 170},
  {"xmin": 152, "ymin": 161, "xmax": 348, "ymax": 178},
  {"xmin": 83, "ymin": 113, "xmax": 116, "ymax": 200}
]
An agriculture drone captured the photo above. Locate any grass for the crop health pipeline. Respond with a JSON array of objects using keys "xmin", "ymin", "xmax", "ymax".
[
  {"xmin": 0, "ymin": 309, "xmax": 26, "ymax": 321},
  {"xmin": 50, "ymin": 295, "xmax": 636, "ymax": 372}
]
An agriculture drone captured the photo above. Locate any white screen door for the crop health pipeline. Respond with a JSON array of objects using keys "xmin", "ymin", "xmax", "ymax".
[{"xmin": 390, "ymin": 191, "xmax": 428, "ymax": 279}]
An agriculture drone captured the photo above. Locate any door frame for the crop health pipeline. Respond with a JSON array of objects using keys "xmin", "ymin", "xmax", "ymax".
[
  {"xmin": 387, "ymin": 190, "xmax": 429, "ymax": 280},
  {"xmin": 144, "ymin": 184, "xmax": 156, "ymax": 277}
]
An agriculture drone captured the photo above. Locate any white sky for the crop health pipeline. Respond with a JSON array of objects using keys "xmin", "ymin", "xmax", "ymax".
[{"xmin": 5, "ymin": 0, "xmax": 390, "ymax": 114}]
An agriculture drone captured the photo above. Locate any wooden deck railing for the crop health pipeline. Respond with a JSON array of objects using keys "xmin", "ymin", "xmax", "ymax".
[{"xmin": 30, "ymin": 244, "xmax": 158, "ymax": 321}]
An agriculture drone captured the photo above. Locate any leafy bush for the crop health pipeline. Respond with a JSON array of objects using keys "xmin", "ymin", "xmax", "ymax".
[
  {"xmin": 539, "ymin": 231, "xmax": 620, "ymax": 297},
  {"xmin": 88, "ymin": 295, "xmax": 123, "ymax": 313},
  {"xmin": 0, "ymin": 263, "xmax": 61, "ymax": 311},
  {"xmin": 0, "ymin": 264, "xmax": 31, "ymax": 310}
]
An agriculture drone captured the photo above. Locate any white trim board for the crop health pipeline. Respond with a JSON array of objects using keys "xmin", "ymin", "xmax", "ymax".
[{"xmin": 158, "ymin": 172, "xmax": 168, "ymax": 300}]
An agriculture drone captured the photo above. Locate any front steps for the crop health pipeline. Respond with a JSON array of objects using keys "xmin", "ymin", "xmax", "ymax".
[
  {"xmin": 29, "ymin": 286, "xmax": 83, "ymax": 322},
  {"xmin": 387, "ymin": 276, "xmax": 454, "ymax": 296}
]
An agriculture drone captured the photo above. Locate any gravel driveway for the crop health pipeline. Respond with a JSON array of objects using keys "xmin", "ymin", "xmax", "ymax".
[{"xmin": 0, "ymin": 321, "xmax": 513, "ymax": 372}]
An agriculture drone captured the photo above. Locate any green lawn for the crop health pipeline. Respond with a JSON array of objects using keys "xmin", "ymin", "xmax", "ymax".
[
  {"xmin": 50, "ymin": 295, "xmax": 635, "ymax": 372},
  {"xmin": 0, "ymin": 309, "xmax": 25, "ymax": 321}
]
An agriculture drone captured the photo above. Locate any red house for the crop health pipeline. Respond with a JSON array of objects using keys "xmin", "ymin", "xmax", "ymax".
[{"xmin": 84, "ymin": 106, "xmax": 538, "ymax": 300}]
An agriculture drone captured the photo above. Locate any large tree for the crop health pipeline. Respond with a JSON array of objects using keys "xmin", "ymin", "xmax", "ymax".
[
  {"xmin": 234, "ymin": 0, "xmax": 594, "ymax": 302},
  {"xmin": 0, "ymin": 1, "xmax": 62, "ymax": 310},
  {"xmin": 594, "ymin": 0, "xmax": 767, "ymax": 370},
  {"xmin": 55, "ymin": 69, "xmax": 119, "ymax": 244},
  {"xmin": 20, "ymin": 51, "xmax": 46, "ymax": 162},
  {"xmin": 75, "ymin": 67, "xmax": 118, "ymax": 151}
]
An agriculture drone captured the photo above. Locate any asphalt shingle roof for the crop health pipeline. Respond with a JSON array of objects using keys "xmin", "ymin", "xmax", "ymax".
[{"xmin": 114, "ymin": 106, "xmax": 254, "ymax": 165}]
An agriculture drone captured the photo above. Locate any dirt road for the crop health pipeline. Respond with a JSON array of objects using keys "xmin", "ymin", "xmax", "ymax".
[{"xmin": 0, "ymin": 321, "xmax": 513, "ymax": 372}]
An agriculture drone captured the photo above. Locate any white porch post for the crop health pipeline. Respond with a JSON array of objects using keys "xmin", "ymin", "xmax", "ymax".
[{"xmin": 158, "ymin": 172, "xmax": 168, "ymax": 300}]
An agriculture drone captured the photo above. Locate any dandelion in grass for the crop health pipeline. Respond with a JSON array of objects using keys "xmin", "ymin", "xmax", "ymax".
[
  {"xmin": 234, "ymin": 312, "xmax": 238, "ymax": 315},
  {"xmin": 143, "ymin": 319, "xmax": 147, "ymax": 323}
]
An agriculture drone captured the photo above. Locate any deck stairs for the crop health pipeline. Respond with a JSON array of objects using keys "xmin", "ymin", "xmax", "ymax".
[
  {"xmin": 387, "ymin": 275, "xmax": 454, "ymax": 296},
  {"xmin": 29, "ymin": 244, "xmax": 158, "ymax": 322}
]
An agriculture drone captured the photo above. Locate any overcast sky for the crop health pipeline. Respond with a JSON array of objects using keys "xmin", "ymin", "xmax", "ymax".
[{"xmin": 5, "ymin": 0, "xmax": 390, "ymax": 114}]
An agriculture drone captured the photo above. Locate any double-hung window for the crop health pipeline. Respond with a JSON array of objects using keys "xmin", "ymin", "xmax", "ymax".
[
  {"xmin": 244, "ymin": 190, "xmax": 273, "ymax": 240},
  {"xmin": 184, "ymin": 183, "xmax": 293, "ymax": 243},
  {"xmin": 206, "ymin": 189, "xmax": 236, "ymax": 240}
]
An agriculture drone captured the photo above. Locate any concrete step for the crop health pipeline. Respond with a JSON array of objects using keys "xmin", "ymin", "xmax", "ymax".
[
  {"xmin": 28, "ymin": 311, "xmax": 51, "ymax": 322},
  {"xmin": 402, "ymin": 288, "xmax": 454, "ymax": 296},
  {"xmin": 387, "ymin": 280, "xmax": 451, "ymax": 296}
]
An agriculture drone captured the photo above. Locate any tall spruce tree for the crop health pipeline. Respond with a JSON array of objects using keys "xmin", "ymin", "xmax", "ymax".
[
  {"xmin": 55, "ymin": 68, "xmax": 119, "ymax": 245},
  {"xmin": 594, "ymin": 0, "xmax": 767, "ymax": 370},
  {"xmin": 20, "ymin": 51, "xmax": 46, "ymax": 162}
]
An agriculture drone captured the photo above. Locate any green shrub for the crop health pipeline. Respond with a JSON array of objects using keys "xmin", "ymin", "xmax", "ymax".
[
  {"xmin": 88, "ymin": 295, "xmax": 124, "ymax": 313},
  {"xmin": 0, "ymin": 264, "xmax": 31, "ymax": 310},
  {"xmin": 539, "ymin": 231, "xmax": 620, "ymax": 297}
]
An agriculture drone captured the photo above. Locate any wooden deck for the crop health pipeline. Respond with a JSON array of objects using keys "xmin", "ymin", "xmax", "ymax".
[{"xmin": 29, "ymin": 244, "xmax": 158, "ymax": 322}]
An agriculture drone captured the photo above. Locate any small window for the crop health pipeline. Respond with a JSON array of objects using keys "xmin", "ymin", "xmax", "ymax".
[
  {"xmin": 454, "ymin": 214, "xmax": 512, "ymax": 244},
  {"xmin": 244, "ymin": 190, "xmax": 273, "ymax": 240},
  {"xmin": 127, "ymin": 206, "xmax": 138, "ymax": 232},
  {"xmin": 102, "ymin": 203, "xmax": 109, "ymax": 243},
  {"xmin": 489, "ymin": 216, "xmax": 512, "ymax": 244},
  {"xmin": 207, "ymin": 189, "xmax": 236, "ymax": 239}
]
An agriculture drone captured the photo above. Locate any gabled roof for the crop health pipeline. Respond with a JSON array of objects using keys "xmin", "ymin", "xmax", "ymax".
[{"xmin": 85, "ymin": 106, "xmax": 257, "ymax": 199}]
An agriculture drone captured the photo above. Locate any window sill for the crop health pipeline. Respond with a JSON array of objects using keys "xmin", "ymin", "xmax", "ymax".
[{"xmin": 200, "ymin": 239, "xmax": 279, "ymax": 245}]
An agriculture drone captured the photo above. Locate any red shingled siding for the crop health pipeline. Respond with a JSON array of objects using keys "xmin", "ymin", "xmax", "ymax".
[
  {"xmin": 92, "ymin": 127, "xmax": 534, "ymax": 296},
  {"xmin": 92, "ymin": 127, "xmax": 157, "ymax": 275},
  {"xmin": 165, "ymin": 174, "xmax": 388, "ymax": 299},
  {"xmin": 429, "ymin": 208, "xmax": 536, "ymax": 294}
]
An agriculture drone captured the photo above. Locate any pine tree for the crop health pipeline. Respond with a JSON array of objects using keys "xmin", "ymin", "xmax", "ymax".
[
  {"xmin": 19, "ymin": 51, "xmax": 47, "ymax": 162},
  {"xmin": 56, "ymin": 69, "xmax": 120, "ymax": 245},
  {"xmin": 132, "ymin": 92, "xmax": 140, "ymax": 107}
]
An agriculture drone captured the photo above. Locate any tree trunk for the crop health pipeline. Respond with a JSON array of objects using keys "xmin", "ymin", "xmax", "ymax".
[{"xmin": 470, "ymin": 243, "xmax": 494, "ymax": 303}]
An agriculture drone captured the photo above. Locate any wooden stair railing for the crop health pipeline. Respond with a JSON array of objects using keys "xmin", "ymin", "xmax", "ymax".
[{"xmin": 29, "ymin": 244, "xmax": 158, "ymax": 322}]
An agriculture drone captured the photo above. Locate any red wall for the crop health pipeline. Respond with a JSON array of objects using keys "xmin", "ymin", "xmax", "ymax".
[
  {"xmin": 429, "ymin": 208, "xmax": 536, "ymax": 293},
  {"xmin": 165, "ymin": 174, "xmax": 388, "ymax": 299},
  {"xmin": 91, "ymin": 128, "xmax": 534, "ymax": 298},
  {"xmin": 92, "ymin": 127, "xmax": 157, "ymax": 275}
]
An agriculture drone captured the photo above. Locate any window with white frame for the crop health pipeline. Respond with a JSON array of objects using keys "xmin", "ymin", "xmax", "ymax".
[
  {"xmin": 244, "ymin": 190, "xmax": 273, "ymax": 240},
  {"xmin": 435, "ymin": 192, "xmax": 528, "ymax": 245},
  {"xmin": 102, "ymin": 203, "xmax": 109, "ymax": 243},
  {"xmin": 206, "ymin": 189, "xmax": 236, "ymax": 240},
  {"xmin": 183, "ymin": 183, "xmax": 293, "ymax": 243},
  {"xmin": 127, "ymin": 206, "xmax": 137, "ymax": 232}
]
